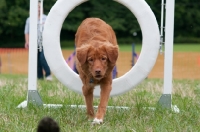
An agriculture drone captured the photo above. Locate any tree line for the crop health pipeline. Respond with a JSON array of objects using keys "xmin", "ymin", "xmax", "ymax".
[{"xmin": 0, "ymin": 0, "xmax": 200, "ymax": 47}]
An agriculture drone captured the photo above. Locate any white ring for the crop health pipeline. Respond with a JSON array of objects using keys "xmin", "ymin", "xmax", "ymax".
[{"xmin": 43, "ymin": 0, "xmax": 160, "ymax": 97}]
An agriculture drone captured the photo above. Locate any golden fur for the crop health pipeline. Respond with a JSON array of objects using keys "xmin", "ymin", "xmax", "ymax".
[{"xmin": 75, "ymin": 18, "xmax": 119, "ymax": 124}]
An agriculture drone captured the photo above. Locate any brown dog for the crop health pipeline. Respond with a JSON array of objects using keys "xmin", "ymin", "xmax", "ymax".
[{"xmin": 75, "ymin": 18, "xmax": 119, "ymax": 124}]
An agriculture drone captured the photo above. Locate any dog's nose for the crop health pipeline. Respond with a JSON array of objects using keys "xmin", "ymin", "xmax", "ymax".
[{"xmin": 95, "ymin": 70, "xmax": 101, "ymax": 75}]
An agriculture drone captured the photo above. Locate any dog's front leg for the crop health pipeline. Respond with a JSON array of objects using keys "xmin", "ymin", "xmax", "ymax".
[
  {"xmin": 92, "ymin": 83, "xmax": 112, "ymax": 124},
  {"xmin": 82, "ymin": 85, "xmax": 95, "ymax": 119}
]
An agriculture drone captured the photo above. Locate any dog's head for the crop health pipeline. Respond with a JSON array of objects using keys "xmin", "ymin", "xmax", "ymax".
[{"xmin": 76, "ymin": 42, "xmax": 118, "ymax": 80}]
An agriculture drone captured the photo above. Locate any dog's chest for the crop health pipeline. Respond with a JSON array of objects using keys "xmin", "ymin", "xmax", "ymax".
[{"xmin": 89, "ymin": 78, "xmax": 101, "ymax": 87}]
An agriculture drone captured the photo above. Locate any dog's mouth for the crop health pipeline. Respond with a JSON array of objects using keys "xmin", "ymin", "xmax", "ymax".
[{"xmin": 94, "ymin": 75, "xmax": 103, "ymax": 79}]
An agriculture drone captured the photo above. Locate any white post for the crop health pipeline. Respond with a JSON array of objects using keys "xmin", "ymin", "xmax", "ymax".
[
  {"xmin": 28, "ymin": 0, "xmax": 38, "ymax": 91},
  {"xmin": 160, "ymin": 0, "xmax": 165, "ymax": 38},
  {"xmin": 26, "ymin": 0, "xmax": 43, "ymax": 106},
  {"xmin": 159, "ymin": 0, "xmax": 165, "ymax": 53},
  {"xmin": 163, "ymin": 0, "xmax": 175, "ymax": 94},
  {"xmin": 158, "ymin": 0, "xmax": 175, "ymax": 108},
  {"xmin": 17, "ymin": 0, "xmax": 44, "ymax": 108},
  {"xmin": 39, "ymin": 0, "xmax": 43, "ymax": 32}
]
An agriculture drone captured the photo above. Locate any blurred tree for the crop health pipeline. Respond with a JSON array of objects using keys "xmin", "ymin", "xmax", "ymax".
[
  {"xmin": 0, "ymin": 0, "xmax": 6, "ymax": 34},
  {"xmin": 0, "ymin": 0, "xmax": 29, "ymax": 44},
  {"xmin": 1, "ymin": 0, "xmax": 200, "ymax": 47},
  {"xmin": 63, "ymin": 0, "xmax": 140, "ymax": 43},
  {"xmin": 174, "ymin": 1, "xmax": 200, "ymax": 42}
]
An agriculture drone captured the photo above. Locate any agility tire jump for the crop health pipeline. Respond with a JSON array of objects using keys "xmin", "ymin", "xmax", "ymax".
[{"xmin": 43, "ymin": 0, "xmax": 160, "ymax": 97}]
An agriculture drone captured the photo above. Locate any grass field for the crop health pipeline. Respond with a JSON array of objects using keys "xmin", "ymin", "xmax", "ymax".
[
  {"xmin": 118, "ymin": 43, "xmax": 200, "ymax": 52},
  {"xmin": 61, "ymin": 42, "xmax": 200, "ymax": 52},
  {"xmin": 0, "ymin": 74, "xmax": 200, "ymax": 132},
  {"xmin": 0, "ymin": 44, "xmax": 200, "ymax": 131}
]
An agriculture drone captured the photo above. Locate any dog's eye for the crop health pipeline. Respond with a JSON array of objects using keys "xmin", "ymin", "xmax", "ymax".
[
  {"xmin": 101, "ymin": 57, "xmax": 107, "ymax": 61},
  {"xmin": 88, "ymin": 58, "xmax": 93, "ymax": 62}
]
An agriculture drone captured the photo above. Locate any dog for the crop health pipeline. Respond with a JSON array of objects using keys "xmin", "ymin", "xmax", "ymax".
[{"xmin": 75, "ymin": 18, "xmax": 119, "ymax": 124}]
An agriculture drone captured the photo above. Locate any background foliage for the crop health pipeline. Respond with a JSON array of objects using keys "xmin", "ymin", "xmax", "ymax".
[{"xmin": 0, "ymin": 0, "xmax": 200, "ymax": 47}]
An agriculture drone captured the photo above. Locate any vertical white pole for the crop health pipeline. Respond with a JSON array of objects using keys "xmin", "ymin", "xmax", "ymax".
[
  {"xmin": 159, "ymin": 0, "xmax": 165, "ymax": 54},
  {"xmin": 39, "ymin": 0, "xmax": 43, "ymax": 32},
  {"xmin": 28, "ymin": 0, "xmax": 38, "ymax": 91},
  {"xmin": 160, "ymin": 0, "xmax": 165, "ymax": 38},
  {"xmin": 163, "ymin": 0, "xmax": 175, "ymax": 94},
  {"xmin": 17, "ymin": 0, "xmax": 43, "ymax": 107}
]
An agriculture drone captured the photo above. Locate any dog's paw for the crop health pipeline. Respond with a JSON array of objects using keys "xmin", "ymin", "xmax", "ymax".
[{"xmin": 92, "ymin": 118, "xmax": 103, "ymax": 125}]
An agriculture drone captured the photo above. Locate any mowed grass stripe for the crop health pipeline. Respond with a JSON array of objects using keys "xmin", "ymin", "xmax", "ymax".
[{"xmin": 0, "ymin": 75, "xmax": 200, "ymax": 131}]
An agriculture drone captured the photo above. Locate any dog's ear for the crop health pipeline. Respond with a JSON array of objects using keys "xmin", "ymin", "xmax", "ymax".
[
  {"xmin": 105, "ymin": 44, "xmax": 119, "ymax": 64},
  {"xmin": 76, "ymin": 45, "xmax": 89, "ymax": 65}
]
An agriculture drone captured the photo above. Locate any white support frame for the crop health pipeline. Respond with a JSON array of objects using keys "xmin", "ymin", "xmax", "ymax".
[
  {"xmin": 25, "ymin": 0, "xmax": 43, "ymax": 106},
  {"xmin": 159, "ymin": 0, "xmax": 165, "ymax": 53},
  {"xmin": 17, "ymin": 0, "xmax": 179, "ymax": 113},
  {"xmin": 158, "ymin": 0, "xmax": 178, "ymax": 111},
  {"xmin": 28, "ymin": 0, "xmax": 38, "ymax": 91}
]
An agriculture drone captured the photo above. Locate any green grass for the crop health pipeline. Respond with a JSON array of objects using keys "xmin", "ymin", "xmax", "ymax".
[
  {"xmin": 61, "ymin": 42, "xmax": 200, "ymax": 52},
  {"xmin": 119, "ymin": 43, "xmax": 200, "ymax": 52},
  {"xmin": 0, "ymin": 75, "xmax": 200, "ymax": 131},
  {"xmin": 173, "ymin": 43, "xmax": 200, "ymax": 52}
]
